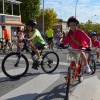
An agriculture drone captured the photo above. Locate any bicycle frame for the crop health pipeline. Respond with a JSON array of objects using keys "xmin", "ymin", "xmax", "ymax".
[{"xmin": 65, "ymin": 48, "xmax": 83, "ymax": 85}]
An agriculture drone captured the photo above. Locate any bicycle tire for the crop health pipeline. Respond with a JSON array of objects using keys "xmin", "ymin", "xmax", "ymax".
[
  {"xmin": 66, "ymin": 71, "xmax": 72, "ymax": 100},
  {"xmin": 41, "ymin": 51, "xmax": 59, "ymax": 73},
  {"xmin": 2, "ymin": 52, "xmax": 29, "ymax": 79},
  {"xmin": 78, "ymin": 66, "xmax": 84, "ymax": 83},
  {"xmin": 89, "ymin": 59, "xmax": 96, "ymax": 74}
]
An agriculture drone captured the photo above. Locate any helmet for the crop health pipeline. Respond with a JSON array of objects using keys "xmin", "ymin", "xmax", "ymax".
[
  {"xmin": 91, "ymin": 32, "xmax": 97, "ymax": 36},
  {"xmin": 67, "ymin": 16, "xmax": 79, "ymax": 26},
  {"xmin": 1, "ymin": 25, "xmax": 6, "ymax": 29},
  {"xmin": 26, "ymin": 19, "xmax": 37, "ymax": 26}
]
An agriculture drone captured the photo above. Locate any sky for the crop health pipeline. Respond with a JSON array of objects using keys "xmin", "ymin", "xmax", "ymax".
[{"xmin": 40, "ymin": 0, "xmax": 100, "ymax": 23}]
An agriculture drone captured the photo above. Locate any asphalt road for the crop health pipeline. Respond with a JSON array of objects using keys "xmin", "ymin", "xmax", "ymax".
[{"xmin": 0, "ymin": 48, "xmax": 100, "ymax": 100}]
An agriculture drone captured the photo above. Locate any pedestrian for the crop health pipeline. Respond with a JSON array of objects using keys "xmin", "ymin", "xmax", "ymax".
[
  {"xmin": 1, "ymin": 25, "xmax": 12, "ymax": 51},
  {"xmin": 62, "ymin": 16, "xmax": 92, "ymax": 73}
]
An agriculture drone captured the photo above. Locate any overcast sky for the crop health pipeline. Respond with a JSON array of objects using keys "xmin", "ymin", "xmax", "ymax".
[{"xmin": 40, "ymin": 0, "xmax": 100, "ymax": 23}]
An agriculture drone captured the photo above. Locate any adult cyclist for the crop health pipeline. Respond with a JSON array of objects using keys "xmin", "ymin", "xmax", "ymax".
[
  {"xmin": 45, "ymin": 26, "xmax": 54, "ymax": 49},
  {"xmin": 62, "ymin": 16, "xmax": 92, "ymax": 73}
]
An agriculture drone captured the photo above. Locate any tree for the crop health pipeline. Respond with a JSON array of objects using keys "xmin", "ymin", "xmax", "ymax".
[
  {"xmin": 4, "ymin": 0, "xmax": 41, "ymax": 23},
  {"xmin": 38, "ymin": 8, "xmax": 58, "ymax": 28},
  {"xmin": 79, "ymin": 20, "xmax": 100, "ymax": 33}
]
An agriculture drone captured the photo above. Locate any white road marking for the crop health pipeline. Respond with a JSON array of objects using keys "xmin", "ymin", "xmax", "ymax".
[
  {"xmin": 0, "ymin": 73, "xmax": 60, "ymax": 100},
  {"xmin": 70, "ymin": 76, "xmax": 100, "ymax": 100}
]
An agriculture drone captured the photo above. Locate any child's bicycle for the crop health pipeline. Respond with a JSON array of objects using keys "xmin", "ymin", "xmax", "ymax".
[
  {"xmin": 1, "ymin": 39, "xmax": 59, "ymax": 79},
  {"xmin": 65, "ymin": 47, "xmax": 96, "ymax": 100},
  {"xmin": 88, "ymin": 47, "xmax": 96, "ymax": 74},
  {"xmin": 65, "ymin": 47, "xmax": 84, "ymax": 100}
]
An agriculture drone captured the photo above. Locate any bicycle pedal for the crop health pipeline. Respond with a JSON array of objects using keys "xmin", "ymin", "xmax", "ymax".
[{"xmin": 32, "ymin": 66, "xmax": 38, "ymax": 70}]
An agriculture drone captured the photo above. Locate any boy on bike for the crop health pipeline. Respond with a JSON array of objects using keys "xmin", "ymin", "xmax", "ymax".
[
  {"xmin": 62, "ymin": 16, "xmax": 92, "ymax": 73},
  {"xmin": 88, "ymin": 32, "xmax": 100, "ymax": 63},
  {"xmin": 25, "ymin": 19, "xmax": 45, "ymax": 63}
]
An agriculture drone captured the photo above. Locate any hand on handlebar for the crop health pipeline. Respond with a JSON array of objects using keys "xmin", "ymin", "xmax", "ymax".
[{"xmin": 81, "ymin": 47, "xmax": 91, "ymax": 51}]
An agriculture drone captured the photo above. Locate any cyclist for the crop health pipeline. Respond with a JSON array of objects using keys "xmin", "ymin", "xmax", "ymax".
[
  {"xmin": 1, "ymin": 25, "xmax": 12, "ymax": 52},
  {"xmin": 16, "ymin": 29, "xmax": 25, "ymax": 52},
  {"xmin": 87, "ymin": 32, "xmax": 100, "ymax": 63},
  {"xmin": 62, "ymin": 16, "xmax": 92, "ymax": 73},
  {"xmin": 25, "ymin": 19, "xmax": 45, "ymax": 63},
  {"xmin": 45, "ymin": 26, "xmax": 54, "ymax": 49}
]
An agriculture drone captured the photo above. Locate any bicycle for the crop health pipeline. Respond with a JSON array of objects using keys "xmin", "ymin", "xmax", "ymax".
[
  {"xmin": 54, "ymin": 38, "xmax": 63, "ymax": 51},
  {"xmin": 0, "ymin": 38, "xmax": 12, "ymax": 53},
  {"xmin": 1, "ymin": 39, "xmax": 59, "ymax": 79},
  {"xmin": 88, "ymin": 47, "xmax": 96, "ymax": 74},
  {"xmin": 0, "ymin": 38, "xmax": 6, "ymax": 53},
  {"xmin": 65, "ymin": 47, "xmax": 84, "ymax": 100}
]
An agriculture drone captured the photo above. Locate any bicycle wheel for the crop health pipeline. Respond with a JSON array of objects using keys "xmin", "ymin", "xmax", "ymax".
[
  {"xmin": 89, "ymin": 59, "xmax": 96, "ymax": 74},
  {"xmin": 66, "ymin": 70, "xmax": 72, "ymax": 100},
  {"xmin": 78, "ymin": 66, "xmax": 84, "ymax": 82},
  {"xmin": 2, "ymin": 52, "xmax": 29, "ymax": 79},
  {"xmin": 41, "ymin": 51, "xmax": 59, "ymax": 73}
]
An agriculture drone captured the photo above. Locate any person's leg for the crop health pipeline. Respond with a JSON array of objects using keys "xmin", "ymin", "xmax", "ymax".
[
  {"xmin": 4, "ymin": 40, "xmax": 9, "ymax": 51},
  {"xmin": 87, "ymin": 53, "xmax": 91, "ymax": 64},
  {"xmin": 8, "ymin": 40, "xmax": 12, "ymax": 51},
  {"xmin": 30, "ymin": 42, "xmax": 42, "ymax": 61},
  {"xmin": 50, "ymin": 38, "xmax": 54, "ymax": 49},
  {"xmin": 96, "ymin": 50, "xmax": 100, "ymax": 62},
  {"xmin": 96, "ymin": 50, "xmax": 100, "ymax": 59},
  {"xmin": 80, "ymin": 51, "xmax": 91, "ymax": 73}
]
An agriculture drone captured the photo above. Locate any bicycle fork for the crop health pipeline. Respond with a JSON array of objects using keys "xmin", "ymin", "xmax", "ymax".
[{"xmin": 14, "ymin": 53, "xmax": 21, "ymax": 67}]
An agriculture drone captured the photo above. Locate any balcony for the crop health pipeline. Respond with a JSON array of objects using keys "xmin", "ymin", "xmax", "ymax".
[
  {"xmin": 0, "ymin": 14, "xmax": 24, "ymax": 26},
  {"xmin": 5, "ymin": 14, "xmax": 21, "ymax": 22}
]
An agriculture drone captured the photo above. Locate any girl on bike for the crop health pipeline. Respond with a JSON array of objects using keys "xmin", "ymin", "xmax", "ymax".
[
  {"xmin": 25, "ymin": 19, "xmax": 45, "ymax": 63},
  {"xmin": 16, "ymin": 29, "xmax": 25, "ymax": 51},
  {"xmin": 62, "ymin": 16, "xmax": 92, "ymax": 73},
  {"xmin": 88, "ymin": 32, "xmax": 100, "ymax": 63}
]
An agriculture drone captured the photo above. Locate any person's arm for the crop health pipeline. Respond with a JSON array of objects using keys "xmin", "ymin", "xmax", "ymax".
[
  {"xmin": 62, "ymin": 33, "xmax": 69, "ymax": 45},
  {"xmin": 28, "ymin": 34, "xmax": 36, "ymax": 41},
  {"xmin": 81, "ymin": 30, "xmax": 92, "ymax": 48}
]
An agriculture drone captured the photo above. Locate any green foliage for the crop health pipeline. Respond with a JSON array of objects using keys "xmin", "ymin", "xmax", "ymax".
[
  {"xmin": 79, "ymin": 20, "xmax": 100, "ymax": 33},
  {"xmin": 0, "ymin": 0, "xmax": 41, "ymax": 23},
  {"xmin": 19, "ymin": 0, "xmax": 41, "ymax": 23},
  {"xmin": 38, "ymin": 8, "xmax": 58, "ymax": 28}
]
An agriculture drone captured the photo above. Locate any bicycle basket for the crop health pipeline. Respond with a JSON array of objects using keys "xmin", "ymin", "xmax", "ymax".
[
  {"xmin": 67, "ymin": 49, "xmax": 81, "ymax": 60},
  {"xmin": 91, "ymin": 47, "xmax": 97, "ymax": 54}
]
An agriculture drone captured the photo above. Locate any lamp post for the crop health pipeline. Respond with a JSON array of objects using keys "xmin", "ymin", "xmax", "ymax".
[
  {"xmin": 93, "ymin": 18, "xmax": 98, "ymax": 23},
  {"xmin": 42, "ymin": 0, "xmax": 44, "ymax": 35},
  {"xmin": 65, "ymin": 12, "xmax": 66, "ymax": 21},
  {"xmin": 60, "ymin": 9, "xmax": 61, "ymax": 19},
  {"xmin": 91, "ymin": 15, "xmax": 97, "ymax": 23},
  {"xmin": 75, "ymin": 0, "xmax": 79, "ymax": 17}
]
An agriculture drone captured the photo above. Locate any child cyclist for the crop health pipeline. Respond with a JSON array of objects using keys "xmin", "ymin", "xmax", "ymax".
[
  {"xmin": 25, "ymin": 19, "xmax": 45, "ymax": 63},
  {"xmin": 87, "ymin": 32, "xmax": 100, "ymax": 63},
  {"xmin": 62, "ymin": 16, "xmax": 92, "ymax": 73}
]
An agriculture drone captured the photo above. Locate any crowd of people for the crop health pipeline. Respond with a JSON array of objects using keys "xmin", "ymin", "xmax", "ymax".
[{"xmin": 1, "ymin": 16, "xmax": 100, "ymax": 72}]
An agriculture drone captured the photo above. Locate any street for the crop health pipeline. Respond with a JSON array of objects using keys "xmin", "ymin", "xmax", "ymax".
[{"xmin": 0, "ymin": 48, "xmax": 100, "ymax": 100}]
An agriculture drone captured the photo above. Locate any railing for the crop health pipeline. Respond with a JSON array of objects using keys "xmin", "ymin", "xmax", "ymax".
[{"xmin": 0, "ymin": 14, "xmax": 21, "ymax": 22}]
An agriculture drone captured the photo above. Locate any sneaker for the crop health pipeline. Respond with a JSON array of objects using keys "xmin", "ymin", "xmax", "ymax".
[
  {"xmin": 37, "ymin": 57, "xmax": 42, "ymax": 63},
  {"xmin": 96, "ymin": 59, "xmax": 100, "ymax": 63},
  {"xmin": 85, "ymin": 65, "xmax": 91, "ymax": 74}
]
